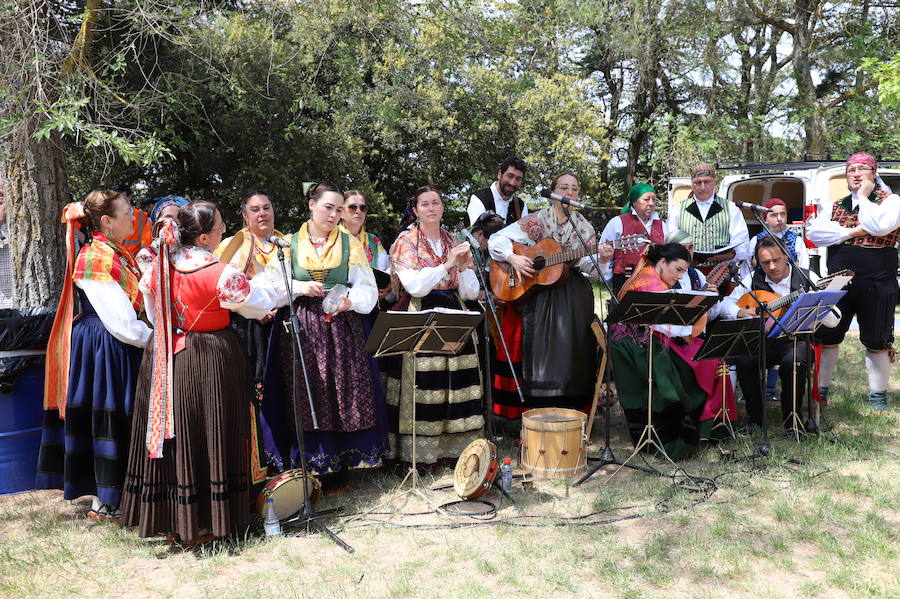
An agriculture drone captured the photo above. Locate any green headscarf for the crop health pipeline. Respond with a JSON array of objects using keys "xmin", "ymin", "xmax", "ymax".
[{"xmin": 621, "ymin": 183, "xmax": 655, "ymax": 214}]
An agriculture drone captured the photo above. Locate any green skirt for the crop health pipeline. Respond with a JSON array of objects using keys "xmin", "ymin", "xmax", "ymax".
[{"xmin": 609, "ymin": 329, "xmax": 706, "ymax": 460}]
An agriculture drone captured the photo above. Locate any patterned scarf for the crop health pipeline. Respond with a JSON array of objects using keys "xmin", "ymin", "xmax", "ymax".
[
  {"xmin": 517, "ymin": 206, "xmax": 596, "ymax": 251},
  {"xmin": 755, "ymin": 229, "xmax": 798, "ymax": 262},
  {"xmin": 73, "ymin": 233, "xmax": 143, "ymax": 311},
  {"xmin": 214, "ymin": 227, "xmax": 284, "ymax": 277},
  {"xmin": 391, "ymin": 224, "xmax": 460, "ymax": 290}
]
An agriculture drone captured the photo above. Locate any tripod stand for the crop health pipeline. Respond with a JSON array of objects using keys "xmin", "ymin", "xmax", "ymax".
[
  {"xmin": 274, "ymin": 247, "xmax": 353, "ymax": 552},
  {"xmin": 362, "ymin": 308, "xmax": 483, "ymax": 514}
]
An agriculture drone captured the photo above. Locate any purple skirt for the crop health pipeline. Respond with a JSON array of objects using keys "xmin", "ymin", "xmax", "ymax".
[{"xmin": 258, "ymin": 298, "xmax": 388, "ymax": 473}]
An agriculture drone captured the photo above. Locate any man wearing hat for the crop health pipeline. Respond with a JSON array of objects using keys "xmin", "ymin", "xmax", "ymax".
[
  {"xmin": 599, "ymin": 182, "xmax": 667, "ymax": 294},
  {"xmin": 667, "ymin": 163, "xmax": 750, "ymax": 274},
  {"xmin": 742, "ymin": 198, "xmax": 809, "ymax": 278},
  {"xmin": 808, "ymin": 152, "xmax": 900, "ymax": 411}
]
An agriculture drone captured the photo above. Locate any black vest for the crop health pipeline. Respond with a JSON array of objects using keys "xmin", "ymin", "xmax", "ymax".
[
  {"xmin": 750, "ymin": 265, "xmax": 809, "ymax": 295},
  {"xmin": 472, "ymin": 187, "xmax": 525, "ymax": 226}
]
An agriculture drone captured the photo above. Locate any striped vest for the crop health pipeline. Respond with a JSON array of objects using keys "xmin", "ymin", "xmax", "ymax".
[
  {"xmin": 831, "ymin": 193, "xmax": 900, "ymax": 249},
  {"xmin": 677, "ymin": 195, "xmax": 732, "ymax": 255}
]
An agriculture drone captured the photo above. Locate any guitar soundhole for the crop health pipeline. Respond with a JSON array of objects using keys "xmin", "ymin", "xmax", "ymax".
[{"xmin": 532, "ymin": 256, "xmax": 546, "ymax": 271}]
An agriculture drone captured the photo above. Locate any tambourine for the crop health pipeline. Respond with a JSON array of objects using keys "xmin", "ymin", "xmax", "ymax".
[
  {"xmin": 255, "ymin": 469, "xmax": 321, "ymax": 520},
  {"xmin": 453, "ymin": 439, "xmax": 499, "ymax": 500}
]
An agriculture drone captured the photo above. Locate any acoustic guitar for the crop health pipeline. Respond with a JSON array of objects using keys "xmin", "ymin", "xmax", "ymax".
[
  {"xmin": 737, "ymin": 270, "xmax": 854, "ymax": 317},
  {"xmin": 489, "ymin": 234, "xmax": 649, "ymax": 303}
]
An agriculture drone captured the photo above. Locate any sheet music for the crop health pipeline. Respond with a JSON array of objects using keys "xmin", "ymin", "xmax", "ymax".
[{"xmin": 387, "ymin": 307, "xmax": 475, "ymax": 315}]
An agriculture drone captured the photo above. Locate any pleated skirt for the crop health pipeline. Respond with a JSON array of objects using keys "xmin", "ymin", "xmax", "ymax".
[
  {"xmin": 34, "ymin": 313, "xmax": 143, "ymax": 506},
  {"xmin": 121, "ymin": 328, "xmax": 250, "ymax": 542}
]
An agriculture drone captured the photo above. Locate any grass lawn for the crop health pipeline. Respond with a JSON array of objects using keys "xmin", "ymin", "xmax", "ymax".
[{"xmin": 1, "ymin": 328, "xmax": 897, "ymax": 598}]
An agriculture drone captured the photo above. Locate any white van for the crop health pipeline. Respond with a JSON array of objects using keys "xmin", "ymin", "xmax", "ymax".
[{"xmin": 668, "ymin": 160, "xmax": 900, "ymax": 275}]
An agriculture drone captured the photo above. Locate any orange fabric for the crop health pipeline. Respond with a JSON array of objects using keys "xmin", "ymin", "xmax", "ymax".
[
  {"xmin": 147, "ymin": 221, "xmax": 178, "ymax": 459},
  {"xmin": 43, "ymin": 203, "xmax": 86, "ymax": 416},
  {"xmin": 122, "ymin": 209, "xmax": 152, "ymax": 255}
]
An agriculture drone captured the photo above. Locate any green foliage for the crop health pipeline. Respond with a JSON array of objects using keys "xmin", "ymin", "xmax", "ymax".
[{"xmin": 864, "ymin": 52, "xmax": 900, "ymax": 109}]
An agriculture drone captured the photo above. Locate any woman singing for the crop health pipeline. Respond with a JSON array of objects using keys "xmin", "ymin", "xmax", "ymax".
[
  {"xmin": 121, "ymin": 201, "xmax": 274, "ymax": 546},
  {"xmin": 487, "ymin": 173, "xmax": 612, "ymax": 426},
  {"xmin": 386, "ymin": 185, "xmax": 484, "ymax": 466},
  {"xmin": 37, "ymin": 190, "xmax": 152, "ymax": 521},
  {"xmin": 263, "ymin": 182, "xmax": 387, "ymax": 488},
  {"xmin": 609, "ymin": 243, "xmax": 735, "ymax": 459}
]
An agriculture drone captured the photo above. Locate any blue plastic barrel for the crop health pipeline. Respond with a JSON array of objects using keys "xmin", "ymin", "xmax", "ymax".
[{"xmin": 0, "ymin": 360, "xmax": 45, "ymax": 495}]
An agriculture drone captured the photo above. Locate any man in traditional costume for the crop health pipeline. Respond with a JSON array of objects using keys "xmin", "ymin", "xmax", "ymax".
[
  {"xmin": 467, "ymin": 156, "xmax": 529, "ymax": 226},
  {"xmin": 807, "ymin": 152, "xmax": 899, "ymax": 411}
]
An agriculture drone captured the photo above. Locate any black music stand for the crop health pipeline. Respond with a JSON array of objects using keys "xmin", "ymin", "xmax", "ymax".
[
  {"xmin": 363, "ymin": 308, "xmax": 483, "ymax": 513},
  {"xmin": 603, "ymin": 290, "xmax": 718, "ymax": 480},
  {"xmin": 695, "ymin": 317, "xmax": 762, "ymax": 439},
  {"xmin": 768, "ymin": 290, "xmax": 846, "ymax": 440}
]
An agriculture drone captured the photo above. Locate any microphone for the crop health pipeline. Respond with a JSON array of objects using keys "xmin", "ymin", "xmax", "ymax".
[
  {"xmin": 731, "ymin": 199, "xmax": 772, "ymax": 213},
  {"xmin": 458, "ymin": 226, "xmax": 480, "ymax": 249},
  {"xmin": 539, "ymin": 188, "xmax": 588, "ymax": 209},
  {"xmin": 265, "ymin": 233, "xmax": 290, "ymax": 248}
]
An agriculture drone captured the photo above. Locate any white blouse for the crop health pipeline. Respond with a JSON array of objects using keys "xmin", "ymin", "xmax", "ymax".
[
  {"xmin": 393, "ymin": 237, "xmax": 480, "ymax": 300},
  {"xmin": 76, "ymin": 279, "xmax": 151, "ymax": 348}
]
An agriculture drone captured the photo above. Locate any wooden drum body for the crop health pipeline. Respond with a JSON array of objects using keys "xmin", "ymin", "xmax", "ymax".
[
  {"xmin": 520, "ymin": 408, "xmax": 587, "ymax": 479},
  {"xmin": 454, "ymin": 439, "xmax": 500, "ymax": 499}
]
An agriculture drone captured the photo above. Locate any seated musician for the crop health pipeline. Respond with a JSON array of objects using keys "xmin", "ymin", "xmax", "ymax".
[
  {"xmin": 487, "ymin": 172, "xmax": 612, "ymax": 426},
  {"xmin": 609, "ymin": 243, "xmax": 736, "ymax": 459},
  {"xmin": 721, "ymin": 236, "xmax": 839, "ymax": 431},
  {"xmin": 599, "ymin": 183, "xmax": 667, "ymax": 294},
  {"xmin": 667, "ymin": 163, "xmax": 749, "ymax": 280}
]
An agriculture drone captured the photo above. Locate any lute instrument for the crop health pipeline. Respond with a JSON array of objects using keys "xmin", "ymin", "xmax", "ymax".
[
  {"xmin": 737, "ymin": 269, "xmax": 854, "ymax": 317},
  {"xmin": 489, "ymin": 234, "xmax": 649, "ymax": 303}
]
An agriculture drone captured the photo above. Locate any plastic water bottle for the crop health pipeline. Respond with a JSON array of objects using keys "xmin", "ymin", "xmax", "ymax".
[
  {"xmin": 500, "ymin": 457, "xmax": 513, "ymax": 494},
  {"xmin": 321, "ymin": 284, "xmax": 349, "ymax": 322},
  {"xmin": 263, "ymin": 497, "xmax": 281, "ymax": 537}
]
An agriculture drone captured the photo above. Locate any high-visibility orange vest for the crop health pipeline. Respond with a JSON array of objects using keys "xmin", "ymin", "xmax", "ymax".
[{"xmin": 122, "ymin": 208, "xmax": 152, "ymax": 256}]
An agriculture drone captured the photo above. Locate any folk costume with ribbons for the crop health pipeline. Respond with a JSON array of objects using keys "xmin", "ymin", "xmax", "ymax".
[
  {"xmin": 385, "ymin": 225, "xmax": 483, "ymax": 465},
  {"xmin": 609, "ymin": 261, "xmax": 736, "ymax": 459},
  {"xmin": 121, "ymin": 221, "xmax": 275, "ymax": 544},
  {"xmin": 37, "ymin": 208, "xmax": 151, "ymax": 510},
  {"xmin": 261, "ymin": 223, "xmax": 387, "ymax": 474},
  {"xmin": 487, "ymin": 207, "xmax": 603, "ymax": 421}
]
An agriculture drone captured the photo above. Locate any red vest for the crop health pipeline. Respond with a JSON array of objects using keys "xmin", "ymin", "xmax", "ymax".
[
  {"xmin": 150, "ymin": 261, "xmax": 231, "ymax": 353},
  {"xmin": 613, "ymin": 213, "xmax": 665, "ymax": 275}
]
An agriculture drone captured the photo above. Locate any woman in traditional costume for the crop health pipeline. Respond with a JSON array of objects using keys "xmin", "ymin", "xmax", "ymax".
[
  {"xmin": 487, "ymin": 173, "xmax": 612, "ymax": 426},
  {"xmin": 37, "ymin": 190, "xmax": 152, "ymax": 522},
  {"xmin": 386, "ymin": 185, "xmax": 483, "ymax": 466},
  {"xmin": 214, "ymin": 191, "xmax": 284, "ymax": 487},
  {"xmin": 609, "ymin": 243, "xmax": 736, "ymax": 459},
  {"xmin": 340, "ymin": 189, "xmax": 390, "ymax": 274},
  {"xmin": 263, "ymin": 182, "xmax": 386, "ymax": 486},
  {"xmin": 121, "ymin": 201, "xmax": 274, "ymax": 546}
]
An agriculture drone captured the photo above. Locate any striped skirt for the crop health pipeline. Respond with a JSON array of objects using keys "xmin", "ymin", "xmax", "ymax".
[
  {"xmin": 121, "ymin": 328, "xmax": 250, "ymax": 543},
  {"xmin": 384, "ymin": 291, "xmax": 484, "ymax": 465}
]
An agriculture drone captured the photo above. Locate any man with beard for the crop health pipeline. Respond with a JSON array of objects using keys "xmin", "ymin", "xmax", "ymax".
[{"xmin": 467, "ymin": 156, "xmax": 528, "ymax": 226}]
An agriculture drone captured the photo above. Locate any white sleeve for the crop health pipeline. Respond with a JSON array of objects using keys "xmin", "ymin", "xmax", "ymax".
[
  {"xmin": 858, "ymin": 194, "xmax": 900, "ymax": 237},
  {"xmin": 76, "ymin": 279, "xmax": 152, "ymax": 348},
  {"xmin": 807, "ymin": 208, "xmax": 851, "ymax": 247},
  {"xmin": 263, "ymin": 250, "xmax": 311, "ymax": 308},
  {"xmin": 666, "ymin": 207, "xmax": 680, "ymax": 235},
  {"xmin": 729, "ymin": 205, "xmax": 751, "ymax": 262},
  {"xmin": 467, "ymin": 195, "xmax": 488, "ymax": 226},
  {"xmin": 653, "ymin": 323, "xmax": 694, "ymax": 337},
  {"xmin": 720, "ymin": 275, "xmax": 752, "ymax": 320},
  {"xmin": 217, "ymin": 263, "xmax": 276, "ymax": 320},
  {"xmin": 577, "ymin": 254, "xmax": 609, "ymax": 278},
  {"xmin": 348, "ymin": 265, "xmax": 377, "ymax": 313},
  {"xmin": 375, "ymin": 247, "xmax": 391, "ymax": 272},
  {"xmin": 598, "ymin": 217, "xmax": 623, "ymax": 244},
  {"xmin": 396, "ymin": 264, "xmax": 449, "ymax": 297},
  {"xmin": 520, "ymin": 200, "xmax": 529, "ymax": 218},
  {"xmin": 796, "ymin": 237, "xmax": 810, "ymax": 271},
  {"xmin": 457, "ymin": 268, "xmax": 480, "ymax": 300},
  {"xmin": 488, "ymin": 221, "xmax": 530, "ymax": 261}
]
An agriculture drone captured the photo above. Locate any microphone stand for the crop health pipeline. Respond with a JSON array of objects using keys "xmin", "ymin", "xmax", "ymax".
[
  {"xmin": 750, "ymin": 211, "xmax": 819, "ymax": 437},
  {"xmin": 552, "ymin": 202, "xmax": 640, "ymax": 485},
  {"xmin": 275, "ymin": 245, "xmax": 353, "ymax": 553},
  {"xmin": 461, "ymin": 234, "xmax": 526, "ymax": 440}
]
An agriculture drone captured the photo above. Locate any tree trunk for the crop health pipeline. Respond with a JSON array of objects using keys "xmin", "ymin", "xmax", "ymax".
[{"xmin": 3, "ymin": 129, "xmax": 69, "ymax": 308}]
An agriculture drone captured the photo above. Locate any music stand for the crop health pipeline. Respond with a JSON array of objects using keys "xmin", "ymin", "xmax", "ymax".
[
  {"xmin": 605, "ymin": 290, "xmax": 718, "ymax": 480},
  {"xmin": 695, "ymin": 317, "xmax": 762, "ymax": 439},
  {"xmin": 364, "ymin": 308, "xmax": 483, "ymax": 513},
  {"xmin": 768, "ymin": 290, "xmax": 846, "ymax": 440}
]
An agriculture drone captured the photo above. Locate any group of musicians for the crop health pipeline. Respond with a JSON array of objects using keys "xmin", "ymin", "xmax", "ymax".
[{"xmin": 33, "ymin": 152, "xmax": 897, "ymax": 546}]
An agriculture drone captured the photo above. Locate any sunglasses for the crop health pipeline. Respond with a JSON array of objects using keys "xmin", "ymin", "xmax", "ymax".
[{"xmin": 346, "ymin": 204, "xmax": 368, "ymax": 213}]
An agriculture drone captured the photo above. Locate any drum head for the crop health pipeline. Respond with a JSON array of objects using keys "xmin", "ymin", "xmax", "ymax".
[
  {"xmin": 453, "ymin": 439, "xmax": 498, "ymax": 499},
  {"xmin": 256, "ymin": 469, "xmax": 321, "ymax": 520}
]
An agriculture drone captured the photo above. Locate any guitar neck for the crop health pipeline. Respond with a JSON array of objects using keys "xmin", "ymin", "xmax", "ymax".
[{"xmin": 545, "ymin": 243, "xmax": 595, "ymax": 267}]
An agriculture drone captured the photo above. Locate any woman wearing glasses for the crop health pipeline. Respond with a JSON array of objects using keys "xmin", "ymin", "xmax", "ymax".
[
  {"xmin": 488, "ymin": 173, "xmax": 612, "ymax": 426},
  {"xmin": 263, "ymin": 182, "xmax": 387, "ymax": 488}
]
